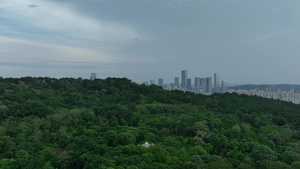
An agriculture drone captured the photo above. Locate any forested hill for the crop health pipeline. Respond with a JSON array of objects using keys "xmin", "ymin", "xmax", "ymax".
[{"xmin": 0, "ymin": 77, "xmax": 300, "ymax": 169}]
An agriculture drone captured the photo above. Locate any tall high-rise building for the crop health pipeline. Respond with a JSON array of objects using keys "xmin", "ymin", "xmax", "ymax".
[
  {"xmin": 187, "ymin": 78, "xmax": 192, "ymax": 90},
  {"xmin": 221, "ymin": 80, "xmax": 227, "ymax": 93},
  {"xmin": 214, "ymin": 73, "xmax": 220, "ymax": 93},
  {"xmin": 201, "ymin": 78, "xmax": 207, "ymax": 94},
  {"xmin": 174, "ymin": 77, "xmax": 180, "ymax": 88},
  {"xmin": 206, "ymin": 77, "xmax": 212, "ymax": 94},
  {"xmin": 181, "ymin": 70, "xmax": 187, "ymax": 88},
  {"xmin": 150, "ymin": 80, "xmax": 155, "ymax": 85},
  {"xmin": 158, "ymin": 78, "xmax": 163, "ymax": 87},
  {"xmin": 90, "ymin": 73, "xmax": 96, "ymax": 81}
]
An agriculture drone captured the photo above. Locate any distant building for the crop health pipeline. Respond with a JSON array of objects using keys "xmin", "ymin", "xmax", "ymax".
[
  {"xmin": 141, "ymin": 70, "xmax": 230, "ymax": 96},
  {"xmin": 143, "ymin": 81, "xmax": 149, "ymax": 86},
  {"xmin": 187, "ymin": 78, "xmax": 192, "ymax": 90},
  {"xmin": 294, "ymin": 92, "xmax": 300, "ymax": 100},
  {"xmin": 150, "ymin": 80, "xmax": 155, "ymax": 85},
  {"xmin": 181, "ymin": 70, "xmax": 187, "ymax": 88},
  {"xmin": 174, "ymin": 77, "xmax": 180, "ymax": 88},
  {"xmin": 206, "ymin": 77, "xmax": 212, "ymax": 94},
  {"xmin": 201, "ymin": 78, "xmax": 207, "ymax": 93},
  {"xmin": 214, "ymin": 73, "xmax": 220, "ymax": 93},
  {"xmin": 195, "ymin": 77, "xmax": 201, "ymax": 90},
  {"xmin": 158, "ymin": 78, "xmax": 163, "ymax": 87},
  {"xmin": 90, "ymin": 73, "xmax": 96, "ymax": 81},
  {"xmin": 141, "ymin": 142, "xmax": 154, "ymax": 148},
  {"xmin": 221, "ymin": 80, "xmax": 227, "ymax": 93},
  {"xmin": 266, "ymin": 86, "xmax": 276, "ymax": 92}
]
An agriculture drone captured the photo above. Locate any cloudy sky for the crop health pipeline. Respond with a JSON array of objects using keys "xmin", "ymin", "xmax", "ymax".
[{"xmin": 1, "ymin": 0, "xmax": 300, "ymax": 84}]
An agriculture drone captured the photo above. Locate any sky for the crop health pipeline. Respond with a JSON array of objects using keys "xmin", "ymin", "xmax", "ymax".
[{"xmin": 1, "ymin": 0, "xmax": 300, "ymax": 85}]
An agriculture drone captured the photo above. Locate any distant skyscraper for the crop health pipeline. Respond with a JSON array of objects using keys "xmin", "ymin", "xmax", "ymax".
[
  {"xmin": 201, "ymin": 78, "xmax": 207, "ymax": 93},
  {"xmin": 158, "ymin": 78, "xmax": 163, "ymax": 87},
  {"xmin": 143, "ymin": 81, "xmax": 149, "ymax": 86},
  {"xmin": 206, "ymin": 77, "xmax": 212, "ymax": 94},
  {"xmin": 181, "ymin": 70, "xmax": 187, "ymax": 88},
  {"xmin": 214, "ymin": 73, "xmax": 220, "ymax": 93},
  {"xmin": 221, "ymin": 80, "xmax": 227, "ymax": 93},
  {"xmin": 174, "ymin": 77, "xmax": 180, "ymax": 88},
  {"xmin": 90, "ymin": 73, "xmax": 96, "ymax": 81},
  {"xmin": 187, "ymin": 78, "xmax": 192, "ymax": 90},
  {"xmin": 150, "ymin": 80, "xmax": 155, "ymax": 85}
]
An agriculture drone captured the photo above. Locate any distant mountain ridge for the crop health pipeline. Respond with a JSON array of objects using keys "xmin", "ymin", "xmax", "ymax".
[{"xmin": 228, "ymin": 84, "xmax": 300, "ymax": 92}]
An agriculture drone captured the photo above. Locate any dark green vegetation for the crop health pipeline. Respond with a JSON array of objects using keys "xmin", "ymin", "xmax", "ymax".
[{"xmin": 0, "ymin": 77, "xmax": 300, "ymax": 169}]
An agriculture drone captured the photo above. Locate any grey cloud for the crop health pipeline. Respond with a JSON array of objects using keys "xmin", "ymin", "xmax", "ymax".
[
  {"xmin": 28, "ymin": 4, "xmax": 39, "ymax": 8},
  {"xmin": 0, "ymin": 61, "xmax": 114, "ymax": 70},
  {"xmin": 3, "ymin": 0, "xmax": 300, "ymax": 84}
]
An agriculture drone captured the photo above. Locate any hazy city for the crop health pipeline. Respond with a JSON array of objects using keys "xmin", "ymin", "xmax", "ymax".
[
  {"xmin": 90, "ymin": 70, "xmax": 300, "ymax": 105},
  {"xmin": 141, "ymin": 70, "xmax": 227, "ymax": 94},
  {"xmin": 2, "ymin": 1, "xmax": 300, "ymax": 168}
]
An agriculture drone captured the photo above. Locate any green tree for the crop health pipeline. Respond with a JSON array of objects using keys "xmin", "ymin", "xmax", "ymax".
[
  {"xmin": 193, "ymin": 121, "xmax": 209, "ymax": 145},
  {"xmin": 0, "ymin": 158, "xmax": 17, "ymax": 169},
  {"xmin": 42, "ymin": 162, "xmax": 56, "ymax": 169},
  {"xmin": 250, "ymin": 144, "xmax": 277, "ymax": 162},
  {"xmin": 103, "ymin": 130, "xmax": 118, "ymax": 147},
  {"xmin": 126, "ymin": 165, "xmax": 138, "ymax": 169},
  {"xmin": 267, "ymin": 161, "xmax": 291, "ymax": 169},
  {"xmin": 237, "ymin": 163, "xmax": 255, "ymax": 169},
  {"xmin": 190, "ymin": 155, "xmax": 203, "ymax": 164},
  {"xmin": 281, "ymin": 151, "xmax": 300, "ymax": 165},
  {"xmin": 150, "ymin": 145, "xmax": 166, "ymax": 163},
  {"xmin": 15, "ymin": 150, "xmax": 29, "ymax": 159},
  {"xmin": 116, "ymin": 132, "xmax": 136, "ymax": 146},
  {"xmin": 203, "ymin": 161, "xmax": 234, "ymax": 169},
  {"xmin": 291, "ymin": 161, "xmax": 300, "ymax": 169},
  {"xmin": 144, "ymin": 132, "xmax": 156, "ymax": 142}
]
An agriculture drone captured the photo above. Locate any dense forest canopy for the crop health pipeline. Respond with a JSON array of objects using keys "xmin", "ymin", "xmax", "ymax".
[{"xmin": 0, "ymin": 77, "xmax": 300, "ymax": 169}]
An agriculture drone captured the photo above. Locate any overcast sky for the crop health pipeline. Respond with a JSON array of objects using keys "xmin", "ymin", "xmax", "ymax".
[{"xmin": 1, "ymin": 0, "xmax": 300, "ymax": 85}]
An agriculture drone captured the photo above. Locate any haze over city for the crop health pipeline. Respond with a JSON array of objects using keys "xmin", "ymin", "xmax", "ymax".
[{"xmin": 1, "ymin": 0, "xmax": 300, "ymax": 85}]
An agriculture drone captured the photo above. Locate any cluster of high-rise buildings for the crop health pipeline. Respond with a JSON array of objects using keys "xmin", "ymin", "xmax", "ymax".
[
  {"xmin": 229, "ymin": 87, "xmax": 300, "ymax": 104},
  {"xmin": 143, "ymin": 70, "xmax": 227, "ymax": 94},
  {"xmin": 89, "ymin": 72, "xmax": 300, "ymax": 104}
]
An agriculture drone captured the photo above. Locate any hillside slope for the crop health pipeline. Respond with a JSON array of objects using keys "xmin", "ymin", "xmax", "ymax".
[{"xmin": 0, "ymin": 77, "xmax": 300, "ymax": 169}]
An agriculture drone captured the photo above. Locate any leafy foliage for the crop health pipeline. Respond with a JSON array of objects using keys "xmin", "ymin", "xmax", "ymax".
[{"xmin": 0, "ymin": 77, "xmax": 299, "ymax": 168}]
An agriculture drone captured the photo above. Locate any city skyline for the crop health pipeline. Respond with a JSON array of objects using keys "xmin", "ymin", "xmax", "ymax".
[
  {"xmin": 232, "ymin": 87, "xmax": 300, "ymax": 104},
  {"xmin": 144, "ymin": 70, "xmax": 227, "ymax": 94},
  {"xmin": 140, "ymin": 71, "xmax": 300, "ymax": 104}
]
